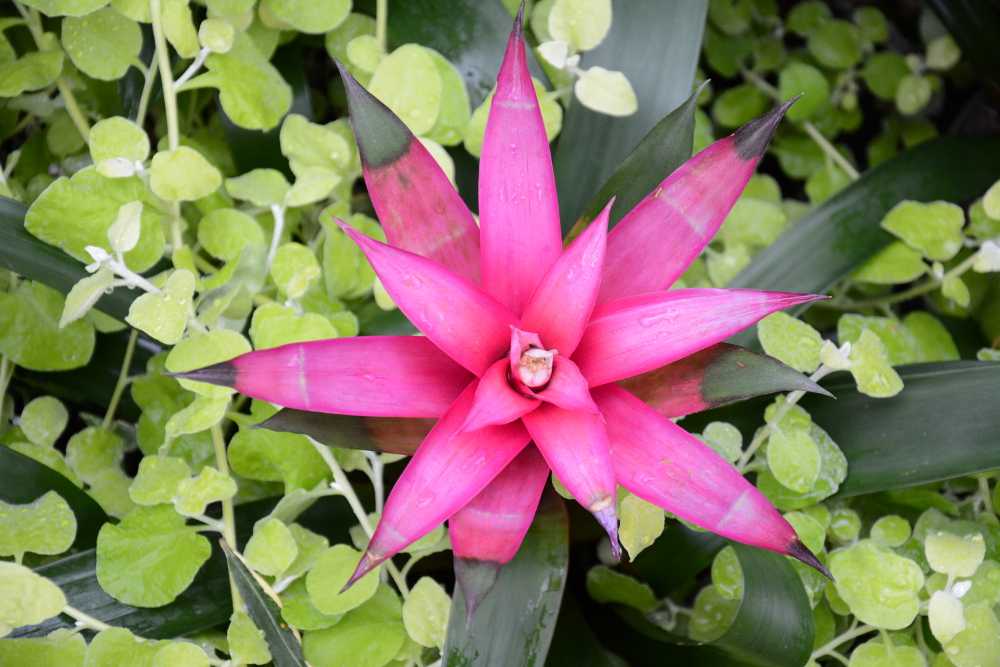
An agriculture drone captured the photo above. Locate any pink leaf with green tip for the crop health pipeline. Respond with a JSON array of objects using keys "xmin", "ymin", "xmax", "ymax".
[
  {"xmin": 479, "ymin": 9, "xmax": 562, "ymax": 316},
  {"xmin": 338, "ymin": 221, "xmax": 518, "ymax": 376},
  {"xmin": 595, "ymin": 384, "xmax": 826, "ymax": 574},
  {"xmin": 337, "ymin": 62, "xmax": 481, "ymax": 284},
  {"xmin": 598, "ymin": 100, "xmax": 797, "ymax": 304},
  {"xmin": 573, "ymin": 289, "xmax": 826, "ymax": 387}
]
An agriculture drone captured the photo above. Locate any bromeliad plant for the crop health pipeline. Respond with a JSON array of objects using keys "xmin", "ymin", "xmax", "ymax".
[{"xmin": 172, "ymin": 9, "xmax": 833, "ymax": 616}]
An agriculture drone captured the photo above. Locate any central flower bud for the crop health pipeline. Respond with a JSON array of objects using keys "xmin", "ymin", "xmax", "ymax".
[
  {"xmin": 518, "ymin": 347, "xmax": 556, "ymax": 388},
  {"xmin": 509, "ymin": 326, "xmax": 558, "ymax": 394}
]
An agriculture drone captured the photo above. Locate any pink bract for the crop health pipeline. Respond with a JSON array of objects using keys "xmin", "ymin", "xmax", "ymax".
[{"xmin": 172, "ymin": 9, "xmax": 832, "ymax": 615}]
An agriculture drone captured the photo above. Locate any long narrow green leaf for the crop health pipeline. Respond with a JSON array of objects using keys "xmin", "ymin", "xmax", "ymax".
[
  {"xmin": 565, "ymin": 83, "xmax": 702, "ymax": 240},
  {"xmin": 542, "ymin": 595, "xmax": 613, "ymax": 667},
  {"xmin": 0, "ymin": 445, "xmax": 108, "ymax": 551},
  {"xmin": 0, "ymin": 196, "xmax": 136, "ymax": 320},
  {"xmin": 443, "ymin": 487, "xmax": 569, "ymax": 667},
  {"xmin": 683, "ymin": 361, "xmax": 1000, "ymax": 498},
  {"xmin": 223, "ymin": 542, "xmax": 307, "ymax": 667},
  {"xmin": 552, "ymin": 0, "xmax": 707, "ymax": 233},
  {"xmin": 926, "ymin": 0, "xmax": 1000, "ymax": 88},
  {"xmin": 11, "ymin": 493, "xmax": 366, "ymax": 638},
  {"xmin": 729, "ymin": 135, "xmax": 1000, "ymax": 347}
]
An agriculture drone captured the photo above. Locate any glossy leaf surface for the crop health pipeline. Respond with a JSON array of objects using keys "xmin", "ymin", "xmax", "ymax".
[
  {"xmin": 553, "ymin": 0, "xmax": 708, "ymax": 232},
  {"xmin": 729, "ymin": 135, "xmax": 1000, "ymax": 347},
  {"xmin": 443, "ymin": 486, "xmax": 568, "ymax": 667}
]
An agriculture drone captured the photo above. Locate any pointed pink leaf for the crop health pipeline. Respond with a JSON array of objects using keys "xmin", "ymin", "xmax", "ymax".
[
  {"xmin": 337, "ymin": 62, "xmax": 481, "ymax": 283},
  {"xmin": 521, "ymin": 403, "xmax": 619, "ymax": 558},
  {"xmin": 479, "ymin": 12, "xmax": 562, "ymax": 316},
  {"xmin": 594, "ymin": 384, "xmax": 809, "ymax": 563},
  {"xmin": 598, "ymin": 100, "xmax": 797, "ymax": 304},
  {"xmin": 348, "ymin": 383, "xmax": 532, "ymax": 584},
  {"xmin": 617, "ymin": 342, "xmax": 832, "ymax": 418},
  {"xmin": 521, "ymin": 200, "xmax": 610, "ymax": 356},
  {"xmin": 339, "ymin": 222, "xmax": 518, "ymax": 375},
  {"xmin": 534, "ymin": 356, "xmax": 600, "ymax": 414},
  {"xmin": 450, "ymin": 444, "xmax": 549, "ymax": 622},
  {"xmin": 172, "ymin": 337, "xmax": 472, "ymax": 418},
  {"xmin": 573, "ymin": 288, "xmax": 827, "ymax": 387},
  {"xmin": 458, "ymin": 358, "xmax": 539, "ymax": 434}
]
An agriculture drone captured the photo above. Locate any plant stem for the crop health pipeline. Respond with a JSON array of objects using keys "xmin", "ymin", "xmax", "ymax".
[
  {"xmin": 14, "ymin": 3, "xmax": 90, "ymax": 141},
  {"xmin": 136, "ymin": 51, "xmax": 160, "ymax": 127},
  {"xmin": 980, "ymin": 476, "xmax": 996, "ymax": 517},
  {"xmin": 376, "ymin": 0, "xmax": 388, "ymax": 51},
  {"xmin": 0, "ymin": 354, "xmax": 12, "ymax": 420},
  {"xmin": 736, "ymin": 365, "xmax": 833, "ymax": 472},
  {"xmin": 307, "ymin": 437, "xmax": 411, "ymax": 598},
  {"xmin": 211, "ymin": 422, "xmax": 242, "ymax": 612},
  {"xmin": 811, "ymin": 624, "xmax": 877, "ymax": 661},
  {"xmin": 174, "ymin": 48, "xmax": 210, "ymax": 89},
  {"xmin": 149, "ymin": 0, "xmax": 180, "ymax": 151},
  {"xmin": 740, "ymin": 66, "xmax": 859, "ymax": 181},
  {"xmin": 266, "ymin": 204, "xmax": 286, "ymax": 269},
  {"xmin": 63, "ymin": 605, "xmax": 114, "ymax": 632},
  {"xmin": 103, "ymin": 328, "xmax": 139, "ymax": 429}
]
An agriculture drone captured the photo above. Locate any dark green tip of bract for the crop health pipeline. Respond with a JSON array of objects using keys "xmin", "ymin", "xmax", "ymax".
[
  {"xmin": 335, "ymin": 58, "xmax": 413, "ymax": 170},
  {"xmin": 732, "ymin": 94, "xmax": 800, "ymax": 160},
  {"xmin": 787, "ymin": 538, "xmax": 834, "ymax": 582},
  {"xmin": 162, "ymin": 361, "xmax": 237, "ymax": 388},
  {"xmin": 515, "ymin": 0, "xmax": 525, "ymax": 35},
  {"xmin": 455, "ymin": 557, "xmax": 503, "ymax": 630}
]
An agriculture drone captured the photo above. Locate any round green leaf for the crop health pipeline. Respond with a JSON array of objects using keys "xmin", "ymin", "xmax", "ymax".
[
  {"xmin": 270, "ymin": 242, "xmax": 320, "ymax": 299},
  {"xmin": 369, "ymin": 44, "xmax": 442, "ymax": 137},
  {"xmin": 0, "ymin": 492, "xmax": 77, "ymax": 562},
  {"xmin": 197, "ymin": 208, "xmax": 264, "ymax": 262},
  {"xmin": 251, "ymin": 312, "xmax": 339, "ymax": 351},
  {"xmin": 585, "ymin": 565, "xmax": 658, "ymax": 612},
  {"xmin": 854, "ymin": 6, "xmax": 889, "ymax": 43},
  {"xmin": 280, "ymin": 577, "xmax": 342, "ymax": 631},
  {"xmin": 904, "ymin": 311, "xmax": 959, "ymax": 362},
  {"xmin": 153, "ymin": 642, "xmax": 210, "ymax": 667},
  {"xmin": 162, "ymin": 0, "xmax": 199, "ymax": 58},
  {"xmin": 712, "ymin": 545, "xmax": 743, "ymax": 600},
  {"xmin": 0, "ymin": 562, "xmax": 66, "ymax": 637},
  {"xmin": 575, "ymin": 66, "xmax": 638, "ymax": 117},
  {"xmin": 421, "ymin": 49, "xmax": 471, "ymax": 146},
  {"xmin": 303, "ymin": 585, "xmax": 405, "ymax": 667},
  {"xmin": 712, "ymin": 83, "xmax": 769, "ymax": 129},
  {"xmin": 768, "ymin": 429, "xmax": 821, "ymax": 494},
  {"xmin": 165, "ymin": 330, "xmax": 251, "ymax": 398},
  {"xmin": 828, "ymin": 541, "xmax": 924, "ymax": 629},
  {"xmin": 228, "ymin": 422, "xmax": 330, "ymax": 492},
  {"xmin": 0, "ymin": 628, "xmax": 87, "ymax": 666},
  {"xmin": 779, "ymin": 63, "xmax": 830, "ymax": 121},
  {"xmin": 548, "ymin": 0, "xmax": 612, "ymax": 52},
  {"xmin": 225, "ymin": 168, "xmax": 290, "ymax": 207},
  {"xmin": 830, "ymin": 507, "xmax": 861, "ymax": 542},
  {"xmin": 402, "ymin": 577, "xmax": 450, "ymax": 649},
  {"xmin": 20, "ymin": 396, "xmax": 68, "ymax": 447},
  {"xmin": 65, "ymin": 426, "xmax": 123, "ymax": 486},
  {"xmin": 0, "ymin": 281, "xmax": 94, "ymax": 371},
  {"xmin": 126, "ymin": 269, "xmax": 196, "ymax": 345},
  {"xmin": 284, "ymin": 524, "xmax": 329, "ymax": 580},
  {"xmin": 808, "ymin": 19, "xmax": 864, "ymax": 69},
  {"xmin": 707, "ymin": 242, "xmax": 752, "ymax": 287},
  {"xmin": 173, "ymin": 466, "xmax": 236, "ymax": 516},
  {"xmin": 896, "ymin": 74, "xmax": 932, "ymax": 116},
  {"xmin": 848, "ymin": 329, "xmax": 904, "ymax": 398},
  {"xmin": 757, "ymin": 311, "xmax": 823, "ymax": 373},
  {"xmin": 0, "ymin": 52, "xmax": 63, "ymax": 97},
  {"xmin": 708, "ymin": 0, "xmax": 751, "ymax": 36},
  {"xmin": 926, "ymin": 34, "xmax": 962, "ymax": 72},
  {"xmin": 618, "ymin": 492, "xmax": 665, "ymax": 561},
  {"xmin": 758, "ymin": 423, "xmax": 847, "ymax": 511},
  {"xmin": 786, "ymin": 1, "xmax": 831, "ymax": 37},
  {"xmin": 96, "ymin": 504, "xmax": 212, "ymax": 607},
  {"xmin": 942, "ymin": 604, "xmax": 1000, "ymax": 667},
  {"xmin": 244, "ymin": 518, "xmax": 298, "ymax": 577},
  {"xmin": 198, "ymin": 19, "xmax": 234, "ymax": 54},
  {"xmin": 700, "ymin": 422, "xmax": 744, "ymax": 463},
  {"xmin": 150, "ymin": 147, "xmax": 222, "ymax": 201},
  {"xmin": 128, "ymin": 456, "xmax": 190, "ymax": 506},
  {"xmin": 325, "ymin": 13, "xmax": 376, "ymax": 63},
  {"xmin": 83, "ymin": 628, "xmax": 159, "ymax": 666},
  {"xmin": 687, "ymin": 584, "xmax": 739, "ymax": 642},
  {"xmin": 307, "ymin": 544, "xmax": 380, "ymax": 615},
  {"xmin": 881, "ymin": 200, "xmax": 965, "ymax": 261},
  {"xmin": 25, "ymin": 167, "xmax": 165, "ymax": 271},
  {"xmin": 848, "ymin": 638, "xmax": 926, "ymax": 667},
  {"xmin": 228, "ymin": 611, "xmax": 272, "ymax": 665},
  {"xmin": 871, "ymin": 516, "xmax": 912, "ymax": 548},
  {"xmin": 19, "ymin": 0, "xmax": 107, "ymax": 16},
  {"xmin": 926, "ymin": 531, "xmax": 986, "ymax": 578},
  {"xmin": 851, "ymin": 241, "xmax": 928, "ymax": 285},
  {"xmin": 259, "ymin": 0, "xmax": 349, "ymax": 34},
  {"xmin": 279, "ymin": 114, "xmax": 352, "ymax": 178},
  {"xmin": 62, "ymin": 8, "xmax": 142, "ymax": 81},
  {"xmin": 862, "ymin": 52, "xmax": 910, "ymax": 101}
]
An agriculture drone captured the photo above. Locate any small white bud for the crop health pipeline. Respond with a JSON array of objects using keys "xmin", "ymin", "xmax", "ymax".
[
  {"xmin": 973, "ymin": 240, "xmax": 1000, "ymax": 273},
  {"xmin": 518, "ymin": 348, "xmax": 556, "ymax": 388},
  {"xmin": 931, "ymin": 261, "xmax": 945, "ymax": 279},
  {"xmin": 819, "ymin": 339, "xmax": 853, "ymax": 371},
  {"xmin": 951, "ymin": 579, "xmax": 973, "ymax": 599}
]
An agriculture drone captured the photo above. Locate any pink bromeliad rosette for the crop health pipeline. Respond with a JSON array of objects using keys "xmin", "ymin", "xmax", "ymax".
[{"xmin": 174, "ymin": 8, "xmax": 832, "ymax": 620}]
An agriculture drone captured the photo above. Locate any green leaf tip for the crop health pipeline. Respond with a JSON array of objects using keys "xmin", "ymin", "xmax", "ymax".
[
  {"xmin": 733, "ymin": 95, "xmax": 800, "ymax": 160},
  {"xmin": 162, "ymin": 361, "xmax": 237, "ymax": 387},
  {"xmin": 335, "ymin": 59, "xmax": 414, "ymax": 170}
]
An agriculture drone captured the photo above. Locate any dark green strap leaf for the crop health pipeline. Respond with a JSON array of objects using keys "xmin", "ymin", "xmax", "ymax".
[
  {"xmin": 0, "ymin": 445, "xmax": 108, "ymax": 551},
  {"xmin": 0, "ymin": 196, "xmax": 136, "ymax": 320},
  {"xmin": 543, "ymin": 594, "xmax": 613, "ymax": 667},
  {"xmin": 553, "ymin": 0, "xmax": 707, "ymax": 233},
  {"xmin": 566, "ymin": 82, "xmax": 703, "ymax": 241},
  {"xmin": 803, "ymin": 361, "xmax": 1000, "ymax": 498},
  {"xmin": 223, "ymin": 541, "xmax": 307, "ymax": 667},
  {"xmin": 926, "ymin": 0, "xmax": 1000, "ymax": 89},
  {"xmin": 715, "ymin": 542, "xmax": 813, "ymax": 667},
  {"xmin": 443, "ymin": 486, "xmax": 569, "ymax": 667},
  {"xmin": 729, "ymin": 135, "xmax": 1000, "ymax": 347}
]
